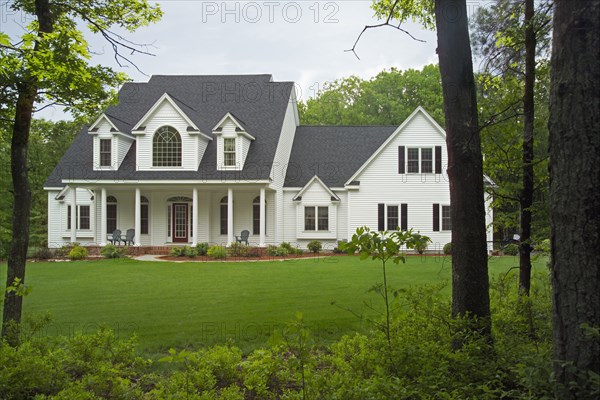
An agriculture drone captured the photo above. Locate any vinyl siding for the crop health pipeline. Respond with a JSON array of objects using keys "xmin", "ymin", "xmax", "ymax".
[
  {"xmin": 349, "ymin": 111, "xmax": 452, "ymax": 249},
  {"xmin": 270, "ymin": 89, "xmax": 299, "ymax": 242},
  {"xmin": 136, "ymin": 100, "xmax": 200, "ymax": 171},
  {"xmin": 116, "ymin": 136, "xmax": 134, "ymax": 169},
  {"xmin": 48, "ymin": 187, "xmax": 96, "ymax": 247}
]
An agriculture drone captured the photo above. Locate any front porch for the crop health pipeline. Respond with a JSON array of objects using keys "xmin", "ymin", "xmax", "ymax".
[{"xmin": 58, "ymin": 183, "xmax": 274, "ymax": 248}]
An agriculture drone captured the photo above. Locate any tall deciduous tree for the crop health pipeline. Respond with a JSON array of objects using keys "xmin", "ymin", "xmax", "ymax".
[
  {"xmin": 0, "ymin": 0, "xmax": 162, "ymax": 346},
  {"xmin": 471, "ymin": 0, "xmax": 553, "ymax": 295},
  {"xmin": 548, "ymin": 0, "xmax": 599, "ymax": 397},
  {"xmin": 361, "ymin": 0, "xmax": 492, "ymax": 341},
  {"xmin": 434, "ymin": 0, "xmax": 490, "ymax": 339}
]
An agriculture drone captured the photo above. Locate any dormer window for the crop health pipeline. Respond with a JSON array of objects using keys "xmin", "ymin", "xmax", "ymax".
[
  {"xmin": 99, "ymin": 139, "xmax": 112, "ymax": 167},
  {"xmin": 223, "ymin": 138, "xmax": 236, "ymax": 167},
  {"xmin": 153, "ymin": 126, "xmax": 182, "ymax": 167}
]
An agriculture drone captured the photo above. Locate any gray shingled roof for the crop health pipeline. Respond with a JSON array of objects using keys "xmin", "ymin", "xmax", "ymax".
[
  {"xmin": 45, "ymin": 75, "xmax": 293, "ymax": 187},
  {"xmin": 284, "ymin": 126, "xmax": 397, "ymax": 188}
]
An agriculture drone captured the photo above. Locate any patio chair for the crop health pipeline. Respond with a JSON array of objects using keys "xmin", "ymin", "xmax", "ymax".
[
  {"xmin": 122, "ymin": 229, "xmax": 135, "ymax": 246},
  {"xmin": 235, "ymin": 230, "xmax": 250, "ymax": 245},
  {"xmin": 107, "ymin": 229, "xmax": 122, "ymax": 245}
]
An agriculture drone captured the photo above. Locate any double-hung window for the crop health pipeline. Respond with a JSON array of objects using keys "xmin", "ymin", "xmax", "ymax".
[
  {"xmin": 305, "ymin": 206, "xmax": 329, "ymax": 231},
  {"xmin": 223, "ymin": 138, "xmax": 236, "ymax": 167},
  {"xmin": 99, "ymin": 139, "xmax": 112, "ymax": 167},
  {"xmin": 67, "ymin": 205, "xmax": 91, "ymax": 230}
]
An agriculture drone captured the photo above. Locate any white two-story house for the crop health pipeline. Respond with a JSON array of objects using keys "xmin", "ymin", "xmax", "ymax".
[{"xmin": 44, "ymin": 74, "xmax": 493, "ymax": 251}]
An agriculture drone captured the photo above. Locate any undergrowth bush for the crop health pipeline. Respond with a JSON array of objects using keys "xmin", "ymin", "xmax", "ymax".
[
  {"xmin": 228, "ymin": 242, "xmax": 250, "ymax": 257},
  {"xmin": 0, "ymin": 270, "xmax": 568, "ymax": 399},
  {"xmin": 504, "ymin": 243, "xmax": 519, "ymax": 256}
]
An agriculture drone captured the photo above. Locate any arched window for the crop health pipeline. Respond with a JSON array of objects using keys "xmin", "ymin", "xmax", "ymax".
[
  {"xmin": 107, "ymin": 196, "xmax": 118, "ymax": 233},
  {"xmin": 140, "ymin": 196, "xmax": 149, "ymax": 235},
  {"xmin": 153, "ymin": 126, "xmax": 182, "ymax": 167},
  {"xmin": 253, "ymin": 196, "xmax": 265, "ymax": 235},
  {"xmin": 220, "ymin": 196, "xmax": 228, "ymax": 235}
]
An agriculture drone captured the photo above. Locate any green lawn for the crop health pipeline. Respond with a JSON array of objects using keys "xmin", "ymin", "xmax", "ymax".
[{"xmin": 1, "ymin": 255, "xmax": 544, "ymax": 353}]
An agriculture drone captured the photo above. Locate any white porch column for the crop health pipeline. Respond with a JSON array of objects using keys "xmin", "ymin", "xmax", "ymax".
[
  {"xmin": 259, "ymin": 187, "xmax": 266, "ymax": 247},
  {"xmin": 134, "ymin": 188, "xmax": 141, "ymax": 246},
  {"xmin": 70, "ymin": 186, "xmax": 77, "ymax": 243},
  {"xmin": 227, "ymin": 188, "xmax": 234, "ymax": 245},
  {"xmin": 192, "ymin": 188, "xmax": 199, "ymax": 246},
  {"xmin": 100, "ymin": 188, "xmax": 107, "ymax": 246}
]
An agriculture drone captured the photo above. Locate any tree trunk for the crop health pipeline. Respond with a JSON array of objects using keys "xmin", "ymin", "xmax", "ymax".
[
  {"xmin": 519, "ymin": 0, "xmax": 536, "ymax": 296},
  {"xmin": 1, "ymin": 0, "xmax": 53, "ymax": 347},
  {"xmin": 434, "ymin": 0, "xmax": 491, "ymax": 342},
  {"xmin": 549, "ymin": 0, "xmax": 600, "ymax": 397}
]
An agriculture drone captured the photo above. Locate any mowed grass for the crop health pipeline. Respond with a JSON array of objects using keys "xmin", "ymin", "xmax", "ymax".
[{"xmin": 1, "ymin": 255, "xmax": 544, "ymax": 353}]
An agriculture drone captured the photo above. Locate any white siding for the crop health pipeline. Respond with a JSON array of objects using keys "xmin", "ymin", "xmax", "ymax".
[
  {"xmin": 239, "ymin": 136, "xmax": 251, "ymax": 167},
  {"xmin": 349, "ymin": 111, "xmax": 452, "ymax": 251},
  {"xmin": 47, "ymin": 191, "xmax": 63, "ymax": 248},
  {"xmin": 48, "ymin": 187, "xmax": 96, "ymax": 247},
  {"xmin": 269, "ymin": 89, "xmax": 299, "ymax": 242},
  {"xmin": 136, "ymin": 100, "xmax": 200, "ymax": 171},
  {"xmin": 116, "ymin": 136, "xmax": 134, "ymax": 169}
]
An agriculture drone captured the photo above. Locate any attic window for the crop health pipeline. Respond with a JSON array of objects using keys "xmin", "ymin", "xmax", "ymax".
[
  {"xmin": 99, "ymin": 139, "xmax": 111, "ymax": 167},
  {"xmin": 153, "ymin": 126, "xmax": 182, "ymax": 167},
  {"xmin": 223, "ymin": 138, "xmax": 236, "ymax": 167}
]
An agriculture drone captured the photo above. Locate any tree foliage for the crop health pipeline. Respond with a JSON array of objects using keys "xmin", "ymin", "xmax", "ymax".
[
  {"xmin": 299, "ymin": 64, "xmax": 444, "ymax": 126},
  {"xmin": 1, "ymin": 0, "xmax": 162, "ymax": 346}
]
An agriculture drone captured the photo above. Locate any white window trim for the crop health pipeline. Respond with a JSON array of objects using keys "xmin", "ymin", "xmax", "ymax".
[
  {"xmin": 222, "ymin": 137, "xmax": 237, "ymax": 168},
  {"xmin": 303, "ymin": 205, "xmax": 330, "ymax": 232},
  {"xmin": 407, "ymin": 147, "xmax": 434, "ymax": 174},
  {"xmin": 66, "ymin": 204, "xmax": 94, "ymax": 232},
  {"xmin": 385, "ymin": 204, "xmax": 400, "ymax": 231},
  {"xmin": 441, "ymin": 204, "xmax": 452, "ymax": 231}
]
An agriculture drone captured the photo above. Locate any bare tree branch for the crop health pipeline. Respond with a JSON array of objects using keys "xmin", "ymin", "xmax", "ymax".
[{"xmin": 345, "ymin": 0, "xmax": 426, "ymax": 60}]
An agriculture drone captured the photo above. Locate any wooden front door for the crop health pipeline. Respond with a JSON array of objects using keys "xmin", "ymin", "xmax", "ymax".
[{"xmin": 172, "ymin": 203, "xmax": 189, "ymax": 243}]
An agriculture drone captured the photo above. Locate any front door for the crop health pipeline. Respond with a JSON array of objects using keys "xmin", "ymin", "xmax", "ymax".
[{"xmin": 172, "ymin": 203, "xmax": 189, "ymax": 243}]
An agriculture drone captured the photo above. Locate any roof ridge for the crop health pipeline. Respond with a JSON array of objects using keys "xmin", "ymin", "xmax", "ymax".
[{"xmin": 298, "ymin": 125, "xmax": 398, "ymax": 128}]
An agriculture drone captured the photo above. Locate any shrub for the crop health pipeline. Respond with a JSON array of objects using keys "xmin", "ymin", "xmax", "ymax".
[
  {"xmin": 333, "ymin": 240, "xmax": 347, "ymax": 254},
  {"xmin": 307, "ymin": 240, "xmax": 322, "ymax": 253},
  {"xmin": 415, "ymin": 241, "xmax": 428, "ymax": 254},
  {"xmin": 279, "ymin": 242, "xmax": 302, "ymax": 255},
  {"xmin": 68, "ymin": 245, "xmax": 88, "ymax": 260},
  {"xmin": 170, "ymin": 247, "xmax": 185, "ymax": 257},
  {"xmin": 55, "ymin": 243, "xmax": 75, "ymax": 258},
  {"xmin": 266, "ymin": 245, "xmax": 289, "ymax": 257},
  {"xmin": 33, "ymin": 247, "xmax": 54, "ymax": 260},
  {"xmin": 443, "ymin": 242, "xmax": 452, "ymax": 255},
  {"xmin": 100, "ymin": 244, "xmax": 126, "ymax": 259},
  {"xmin": 228, "ymin": 242, "xmax": 250, "ymax": 257},
  {"xmin": 207, "ymin": 245, "xmax": 227, "ymax": 259},
  {"xmin": 504, "ymin": 243, "xmax": 519, "ymax": 256},
  {"xmin": 184, "ymin": 246, "xmax": 198, "ymax": 258},
  {"xmin": 196, "ymin": 242, "xmax": 209, "ymax": 256}
]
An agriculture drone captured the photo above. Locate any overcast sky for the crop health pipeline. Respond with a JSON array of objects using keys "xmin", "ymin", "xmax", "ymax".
[{"xmin": 2, "ymin": 0, "xmax": 453, "ymax": 120}]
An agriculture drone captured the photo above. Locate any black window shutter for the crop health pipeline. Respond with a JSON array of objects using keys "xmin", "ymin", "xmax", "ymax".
[
  {"xmin": 378, "ymin": 204, "xmax": 385, "ymax": 231},
  {"xmin": 398, "ymin": 146, "xmax": 405, "ymax": 174},
  {"xmin": 435, "ymin": 146, "xmax": 442, "ymax": 174},
  {"xmin": 401, "ymin": 204, "xmax": 408, "ymax": 231},
  {"xmin": 433, "ymin": 204, "xmax": 440, "ymax": 231}
]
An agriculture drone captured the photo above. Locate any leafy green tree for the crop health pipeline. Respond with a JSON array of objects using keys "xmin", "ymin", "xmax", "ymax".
[
  {"xmin": 299, "ymin": 64, "xmax": 444, "ymax": 126},
  {"xmin": 0, "ymin": 119, "xmax": 81, "ymax": 257},
  {"xmin": 0, "ymin": 0, "xmax": 162, "ymax": 346},
  {"xmin": 342, "ymin": 227, "xmax": 430, "ymax": 346},
  {"xmin": 471, "ymin": 0, "xmax": 553, "ymax": 295},
  {"xmin": 365, "ymin": 0, "xmax": 492, "ymax": 343}
]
